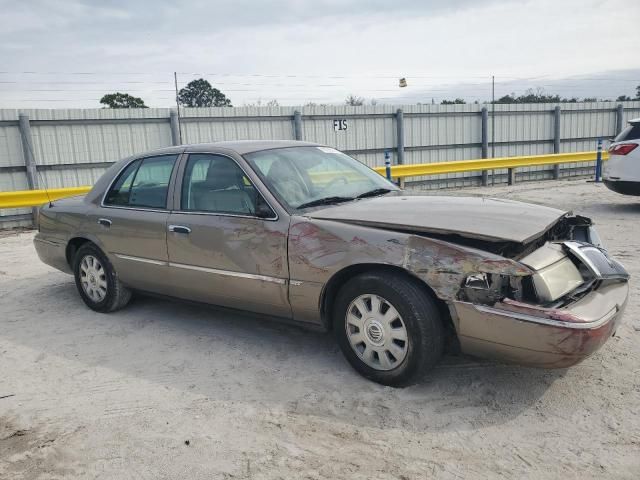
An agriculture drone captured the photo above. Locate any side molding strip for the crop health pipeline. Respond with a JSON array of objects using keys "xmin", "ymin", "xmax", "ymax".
[
  {"xmin": 169, "ymin": 262, "xmax": 287, "ymax": 285},
  {"xmin": 114, "ymin": 254, "xmax": 167, "ymax": 266},
  {"xmin": 114, "ymin": 254, "xmax": 288, "ymax": 285}
]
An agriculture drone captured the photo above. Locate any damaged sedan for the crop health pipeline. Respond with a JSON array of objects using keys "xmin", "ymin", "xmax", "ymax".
[{"xmin": 34, "ymin": 141, "xmax": 630, "ymax": 386}]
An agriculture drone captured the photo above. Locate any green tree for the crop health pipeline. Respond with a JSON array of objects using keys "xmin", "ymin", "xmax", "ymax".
[
  {"xmin": 617, "ymin": 95, "xmax": 632, "ymax": 102},
  {"xmin": 345, "ymin": 94, "xmax": 365, "ymax": 106},
  {"xmin": 441, "ymin": 98, "xmax": 466, "ymax": 105},
  {"xmin": 178, "ymin": 78, "xmax": 232, "ymax": 107},
  {"xmin": 636, "ymin": 84, "xmax": 640, "ymax": 100},
  {"xmin": 99, "ymin": 92, "xmax": 147, "ymax": 108}
]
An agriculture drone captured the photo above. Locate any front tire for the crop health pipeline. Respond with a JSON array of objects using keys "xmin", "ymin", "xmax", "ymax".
[
  {"xmin": 73, "ymin": 243, "xmax": 132, "ymax": 313},
  {"xmin": 333, "ymin": 271, "xmax": 444, "ymax": 387}
]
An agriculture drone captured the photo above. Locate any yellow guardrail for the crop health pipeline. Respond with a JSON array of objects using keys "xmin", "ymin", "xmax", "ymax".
[
  {"xmin": 373, "ymin": 150, "xmax": 608, "ymax": 177},
  {"xmin": 0, "ymin": 186, "xmax": 91, "ymax": 209},
  {"xmin": 0, "ymin": 151, "xmax": 606, "ymax": 209}
]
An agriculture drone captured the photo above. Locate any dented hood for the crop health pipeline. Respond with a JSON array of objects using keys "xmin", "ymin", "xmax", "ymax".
[{"xmin": 306, "ymin": 195, "xmax": 568, "ymax": 244}]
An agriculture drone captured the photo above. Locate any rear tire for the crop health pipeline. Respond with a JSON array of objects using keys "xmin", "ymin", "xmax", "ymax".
[
  {"xmin": 333, "ymin": 271, "xmax": 444, "ymax": 387},
  {"xmin": 73, "ymin": 243, "xmax": 132, "ymax": 313}
]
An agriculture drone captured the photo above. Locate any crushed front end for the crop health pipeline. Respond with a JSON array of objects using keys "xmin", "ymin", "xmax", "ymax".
[{"xmin": 452, "ymin": 216, "xmax": 630, "ymax": 368}]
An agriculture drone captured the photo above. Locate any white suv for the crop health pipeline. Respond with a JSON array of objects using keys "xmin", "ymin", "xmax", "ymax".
[{"xmin": 604, "ymin": 118, "xmax": 640, "ymax": 195}]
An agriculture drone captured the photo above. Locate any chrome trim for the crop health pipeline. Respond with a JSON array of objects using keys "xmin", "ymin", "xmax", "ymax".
[
  {"xmin": 168, "ymin": 262, "xmax": 287, "ymax": 285},
  {"xmin": 101, "ymin": 205, "xmax": 168, "ymax": 214},
  {"xmin": 114, "ymin": 254, "xmax": 168, "ymax": 266},
  {"xmin": 171, "ymin": 210, "xmax": 278, "ymax": 221},
  {"xmin": 34, "ymin": 237, "xmax": 63, "ymax": 247},
  {"xmin": 168, "ymin": 225, "xmax": 191, "ymax": 233},
  {"xmin": 290, "ymin": 280, "xmax": 303, "ymax": 286},
  {"xmin": 564, "ymin": 241, "xmax": 601, "ymax": 277},
  {"xmin": 473, "ymin": 303, "xmax": 618, "ymax": 330},
  {"xmin": 97, "ymin": 217, "xmax": 112, "ymax": 226}
]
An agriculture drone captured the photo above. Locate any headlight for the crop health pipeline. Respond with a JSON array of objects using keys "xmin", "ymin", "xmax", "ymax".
[{"xmin": 520, "ymin": 243, "xmax": 584, "ymax": 303}]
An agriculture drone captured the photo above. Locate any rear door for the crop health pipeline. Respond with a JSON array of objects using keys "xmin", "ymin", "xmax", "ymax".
[
  {"xmin": 165, "ymin": 152, "xmax": 291, "ymax": 318},
  {"xmin": 88, "ymin": 154, "xmax": 179, "ymax": 294}
]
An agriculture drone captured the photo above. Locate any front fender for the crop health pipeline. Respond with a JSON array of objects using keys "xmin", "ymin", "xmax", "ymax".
[{"xmin": 288, "ymin": 217, "xmax": 531, "ymax": 314}]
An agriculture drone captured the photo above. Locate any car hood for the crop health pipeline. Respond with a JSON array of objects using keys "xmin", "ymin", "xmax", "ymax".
[{"xmin": 305, "ymin": 194, "xmax": 568, "ymax": 244}]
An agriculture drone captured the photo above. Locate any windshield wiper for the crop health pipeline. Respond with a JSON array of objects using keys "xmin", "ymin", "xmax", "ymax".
[
  {"xmin": 297, "ymin": 196, "xmax": 354, "ymax": 209},
  {"xmin": 356, "ymin": 188, "xmax": 393, "ymax": 199}
]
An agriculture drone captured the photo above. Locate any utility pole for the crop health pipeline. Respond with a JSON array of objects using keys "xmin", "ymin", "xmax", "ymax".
[
  {"xmin": 174, "ymin": 72, "xmax": 183, "ymax": 144},
  {"xmin": 491, "ymin": 75, "xmax": 496, "ymax": 185}
]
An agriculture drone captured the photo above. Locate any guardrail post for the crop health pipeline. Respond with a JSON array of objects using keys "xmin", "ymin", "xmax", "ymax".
[
  {"xmin": 507, "ymin": 167, "xmax": 515, "ymax": 185},
  {"xmin": 481, "ymin": 107, "xmax": 489, "ymax": 186},
  {"xmin": 595, "ymin": 138, "xmax": 603, "ymax": 182},
  {"xmin": 384, "ymin": 150, "xmax": 392, "ymax": 181},
  {"xmin": 615, "ymin": 103, "xmax": 624, "ymax": 135},
  {"xmin": 293, "ymin": 110, "xmax": 303, "ymax": 141},
  {"xmin": 18, "ymin": 113, "xmax": 40, "ymax": 224},
  {"xmin": 169, "ymin": 110, "xmax": 181, "ymax": 146},
  {"xmin": 396, "ymin": 108, "xmax": 405, "ymax": 188},
  {"xmin": 553, "ymin": 106, "xmax": 561, "ymax": 179}
]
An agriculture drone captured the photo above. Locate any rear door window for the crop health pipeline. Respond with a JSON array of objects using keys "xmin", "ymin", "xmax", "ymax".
[
  {"xmin": 105, "ymin": 155, "xmax": 177, "ymax": 209},
  {"xmin": 614, "ymin": 123, "xmax": 640, "ymax": 142}
]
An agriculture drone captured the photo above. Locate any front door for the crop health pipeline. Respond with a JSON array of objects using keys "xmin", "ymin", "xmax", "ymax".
[
  {"xmin": 166, "ymin": 153, "xmax": 290, "ymax": 318},
  {"xmin": 88, "ymin": 154, "xmax": 179, "ymax": 294}
]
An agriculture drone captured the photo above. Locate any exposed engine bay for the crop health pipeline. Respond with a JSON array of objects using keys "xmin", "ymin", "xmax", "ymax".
[{"xmin": 455, "ymin": 214, "xmax": 629, "ymax": 309}]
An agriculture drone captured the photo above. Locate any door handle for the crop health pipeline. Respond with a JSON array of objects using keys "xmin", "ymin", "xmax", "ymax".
[
  {"xmin": 98, "ymin": 218, "xmax": 112, "ymax": 228},
  {"xmin": 168, "ymin": 225, "xmax": 191, "ymax": 234}
]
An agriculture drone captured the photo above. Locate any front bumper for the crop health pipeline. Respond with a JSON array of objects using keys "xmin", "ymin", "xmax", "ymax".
[
  {"xmin": 453, "ymin": 241, "xmax": 629, "ymax": 368},
  {"xmin": 453, "ymin": 281, "xmax": 628, "ymax": 368}
]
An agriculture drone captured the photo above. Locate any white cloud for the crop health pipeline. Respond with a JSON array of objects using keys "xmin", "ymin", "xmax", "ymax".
[{"xmin": 0, "ymin": 0, "xmax": 638, "ymax": 107}]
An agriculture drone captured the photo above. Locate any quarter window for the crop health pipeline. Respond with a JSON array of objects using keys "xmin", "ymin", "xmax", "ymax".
[{"xmin": 104, "ymin": 155, "xmax": 177, "ymax": 209}]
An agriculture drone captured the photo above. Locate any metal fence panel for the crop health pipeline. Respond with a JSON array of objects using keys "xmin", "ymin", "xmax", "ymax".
[{"xmin": 3, "ymin": 101, "xmax": 640, "ymax": 228}]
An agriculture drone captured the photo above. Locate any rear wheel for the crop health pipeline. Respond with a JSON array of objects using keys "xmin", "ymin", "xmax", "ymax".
[
  {"xmin": 333, "ymin": 271, "xmax": 444, "ymax": 387},
  {"xmin": 73, "ymin": 243, "xmax": 131, "ymax": 313}
]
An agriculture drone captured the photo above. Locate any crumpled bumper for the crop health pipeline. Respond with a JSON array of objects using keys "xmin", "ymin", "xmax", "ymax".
[
  {"xmin": 452, "ymin": 241, "xmax": 630, "ymax": 368},
  {"xmin": 453, "ymin": 281, "xmax": 628, "ymax": 368}
]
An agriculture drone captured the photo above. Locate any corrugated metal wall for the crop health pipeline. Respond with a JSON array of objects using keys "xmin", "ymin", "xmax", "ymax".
[{"xmin": 2, "ymin": 101, "xmax": 640, "ymax": 227}]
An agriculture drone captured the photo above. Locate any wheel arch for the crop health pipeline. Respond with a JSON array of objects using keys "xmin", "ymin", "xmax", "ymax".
[
  {"xmin": 319, "ymin": 263, "xmax": 455, "ymax": 338},
  {"xmin": 66, "ymin": 236, "xmax": 95, "ymax": 268}
]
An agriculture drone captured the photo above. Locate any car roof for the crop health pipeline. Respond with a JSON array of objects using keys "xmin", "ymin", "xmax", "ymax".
[
  {"xmin": 629, "ymin": 117, "xmax": 640, "ymax": 124},
  {"xmin": 141, "ymin": 140, "xmax": 322, "ymax": 157}
]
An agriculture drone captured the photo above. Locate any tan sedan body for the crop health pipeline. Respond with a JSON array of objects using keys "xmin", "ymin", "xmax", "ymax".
[{"xmin": 34, "ymin": 141, "xmax": 629, "ymax": 385}]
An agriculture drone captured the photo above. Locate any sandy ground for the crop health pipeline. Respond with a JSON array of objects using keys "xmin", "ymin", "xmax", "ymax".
[{"xmin": 1, "ymin": 178, "xmax": 639, "ymax": 479}]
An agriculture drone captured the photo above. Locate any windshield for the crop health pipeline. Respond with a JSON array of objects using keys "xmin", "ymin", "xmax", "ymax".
[{"xmin": 244, "ymin": 146, "xmax": 398, "ymax": 209}]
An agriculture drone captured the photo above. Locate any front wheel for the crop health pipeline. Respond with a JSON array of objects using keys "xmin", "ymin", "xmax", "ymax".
[
  {"xmin": 333, "ymin": 271, "xmax": 444, "ymax": 387},
  {"xmin": 73, "ymin": 243, "xmax": 132, "ymax": 313}
]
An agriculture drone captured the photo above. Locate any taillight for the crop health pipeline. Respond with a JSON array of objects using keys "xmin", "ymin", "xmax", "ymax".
[{"xmin": 609, "ymin": 143, "xmax": 638, "ymax": 156}]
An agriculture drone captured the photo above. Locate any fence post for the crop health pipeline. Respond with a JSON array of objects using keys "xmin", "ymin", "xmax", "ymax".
[
  {"xmin": 615, "ymin": 103, "xmax": 624, "ymax": 135},
  {"xmin": 396, "ymin": 108, "xmax": 405, "ymax": 188},
  {"xmin": 169, "ymin": 110, "xmax": 181, "ymax": 146},
  {"xmin": 552, "ymin": 106, "xmax": 561, "ymax": 179},
  {"xmin": 18, "ymin": 112, "xmax": 40, "ymax": 224},
  {"xmin": 293, "ymin": 110, "xmax": 303, "ymax": 141},
  {"xmin": 481, "ymin": 107, "xmax": 488, "ymax": 186}
]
